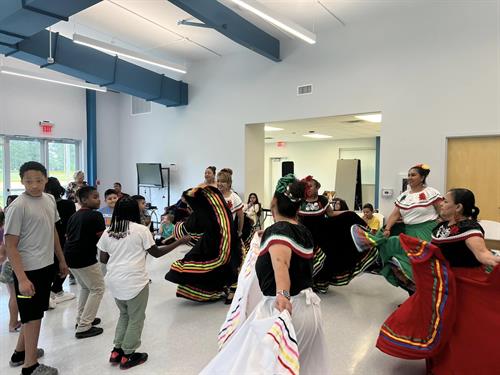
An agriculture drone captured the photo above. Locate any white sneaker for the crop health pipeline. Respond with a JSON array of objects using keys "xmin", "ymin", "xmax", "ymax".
[
  {"xmin": 48, "ymin": 297, "xmax": 57, "ymax": 309},
  {"xmin": 52, "ymin": 291, "xmax": 76, "ymax": 304}
]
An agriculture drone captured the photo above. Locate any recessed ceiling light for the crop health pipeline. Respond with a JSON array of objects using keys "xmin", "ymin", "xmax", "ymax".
[
  {"xmin": 355, "ymin": 113, "xmax": 382, "ymax": 123},
  {"xmin": 303, "ymin": 133, "xmax": 332, "ymax": 139},
  {"xmin": 264, "ymin": 125, "xmax": 284, "ymax": 132}
]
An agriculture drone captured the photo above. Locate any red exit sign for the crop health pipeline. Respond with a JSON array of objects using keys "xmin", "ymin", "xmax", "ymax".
[{"xmin": 39, "ymin": 121, "xmax": 54, "ymax": 135}]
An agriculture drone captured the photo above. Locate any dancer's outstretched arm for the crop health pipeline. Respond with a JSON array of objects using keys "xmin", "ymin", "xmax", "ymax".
[{"xmin": 147, "ymin": 236, "xmax": 192, "ymax": 258}]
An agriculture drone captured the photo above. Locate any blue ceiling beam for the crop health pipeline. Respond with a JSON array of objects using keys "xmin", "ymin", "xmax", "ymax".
[
  {"xmin": 0, "ymin": 0, "xmax": 101, "ymax": 44},
  {"xmin": 0, "ymin": 0, "xmax": 188, "ymax": 106},
  {"xmin": 7, "ymin": 30, "xmax": 188, "ymax": 106},
  {"xmin": 0, "ymin": 41, "xmax": 17, "ymax": 55},
  {"xmin": 168, "ymin": 0, "xmax": 280, "ymax": 62}
]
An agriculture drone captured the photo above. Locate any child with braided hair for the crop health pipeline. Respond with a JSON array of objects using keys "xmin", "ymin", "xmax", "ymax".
[{"xmin": 97, "ymin": 197, "xmax": 190, "ymax": 369}]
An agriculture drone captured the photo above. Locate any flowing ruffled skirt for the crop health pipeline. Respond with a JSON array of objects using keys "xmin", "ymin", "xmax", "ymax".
[
  {"xmin": 204, "ymin": 234, "xmax": 329, "ymax": 374},
  {"xmin": 377, "ymin": 234, "xmax": 500, "ymax": 374}
]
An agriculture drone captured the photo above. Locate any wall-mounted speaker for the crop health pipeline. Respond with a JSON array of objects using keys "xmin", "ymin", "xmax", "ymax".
[{"xmin": 282, "ymin": 161, "xmax": 294, "ymax": 176}]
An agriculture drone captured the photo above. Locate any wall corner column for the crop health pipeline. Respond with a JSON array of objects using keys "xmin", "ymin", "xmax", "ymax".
[{"xmin": 86, "ymin": 90, "xmax": 97, "ymax": 185}]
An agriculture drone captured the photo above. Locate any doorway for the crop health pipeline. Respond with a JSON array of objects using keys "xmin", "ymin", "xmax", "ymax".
[{"xmin": 446, "ymin": 136, "xmax": 500, "ymax": 221}]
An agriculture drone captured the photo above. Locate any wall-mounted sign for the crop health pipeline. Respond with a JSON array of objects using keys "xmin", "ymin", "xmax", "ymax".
[{"xmin": 39, "ymin": 121, "xmax": 54, "ymax": 135}]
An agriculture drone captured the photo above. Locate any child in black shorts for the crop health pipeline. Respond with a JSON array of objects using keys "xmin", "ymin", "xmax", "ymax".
[{"xmin": 4, "ymin": 161, "xmax": 69, "ymax": 375}]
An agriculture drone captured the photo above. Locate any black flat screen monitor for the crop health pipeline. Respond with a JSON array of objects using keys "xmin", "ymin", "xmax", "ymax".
[{"xmin": 137, "ymin": 163, "xmax": 163, "ymax": 187}]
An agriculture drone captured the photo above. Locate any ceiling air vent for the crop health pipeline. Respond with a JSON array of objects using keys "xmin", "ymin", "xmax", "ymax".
[
  {"xmin": 131, "ymin": 96, "xmax": 152, "ymax": 115},
  {"xmin": 297, "ymin": 84, "xmax": 313, "ymax": 96}
]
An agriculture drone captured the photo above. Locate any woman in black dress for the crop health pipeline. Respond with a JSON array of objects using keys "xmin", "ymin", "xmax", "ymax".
[
  {"xmin": 202, "ymin": 174, "xmax": 328, "ymax": 374},
  {"xmin": 298, "ymin": 177, "xmax": 377, "ymax": 292}
]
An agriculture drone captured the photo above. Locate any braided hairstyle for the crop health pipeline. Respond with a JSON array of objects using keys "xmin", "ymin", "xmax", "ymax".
[
  {"xmin": 108, "ymin": 197, "xmax": 141, "ymax": 239},
  {"xmin": 274, "ymin": 174, "xmax": 307, "ymax": 218}
]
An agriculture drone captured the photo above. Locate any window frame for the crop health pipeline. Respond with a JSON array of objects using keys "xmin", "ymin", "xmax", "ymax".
[{"xmin": 0, "ymin": 134, "xmax": 82, "ymax": 204}]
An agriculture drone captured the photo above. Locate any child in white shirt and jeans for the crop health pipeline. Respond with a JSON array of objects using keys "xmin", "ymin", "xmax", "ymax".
[{"xmin": 97, "ymin": 197, "xmax": 190, "ymax": 370}]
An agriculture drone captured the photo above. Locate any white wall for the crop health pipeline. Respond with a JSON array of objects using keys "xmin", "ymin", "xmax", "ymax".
[
  {"xmin": 263, "ymin": 138, "xmax": 376, "ymax": 206},
  {"xmin": 0, "ymin": 71, "xmax": 86, "ymax": 146},
  {"xmin": 0, "ymin": 65, "xmax": 123, "ymax": 202},
  {"xmin": 96, "ymin": 91, "xmax": 121, "ymax": 197},
  {"xmin": 101, "ymin": 2, "xmax": 500, "ymax": 216}
]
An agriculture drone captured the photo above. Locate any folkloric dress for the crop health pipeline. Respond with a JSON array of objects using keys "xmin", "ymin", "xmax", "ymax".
[
  {"xmin": 351, "ymin": 186, "xmax": 442, "ymax": 291},
  {"xmin": 376, "ymin": 220, "xmax": 500, "ymax": 374},
  {"xmin": 165, "ymin": 186, "xmax": 241, "ymax": 302},
  {"xmin": 202, "ymin": 222, "xmax": 329, "ymax": 374},
  {"xmin": 298, "ymin": 196, "xmax": 378, "ymax": 292}
]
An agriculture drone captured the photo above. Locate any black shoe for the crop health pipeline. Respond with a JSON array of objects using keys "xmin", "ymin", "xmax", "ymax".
[
  {"xmin": 119, "ymin": 352, "xmax": 148, "ymax": 369},
  {"xmin": 75, "ymin": 326, "xmax": 103, "ymax": 339},
  {"xmin": 9, "ymin": 348, "xmax": 44, "ymax": 367},
  {"xmin": 75, "ymin": 317, "xmax": 101, "ymax": 330},
  {"xmin": 109, "ymin": 347, "xmax": 124, "ymax": 365}
]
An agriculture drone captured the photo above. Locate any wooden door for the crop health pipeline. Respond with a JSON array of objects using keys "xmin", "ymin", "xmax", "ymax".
[{"xmin": 447, "ymin": 136, "xmax": 500, "ymax": 221}]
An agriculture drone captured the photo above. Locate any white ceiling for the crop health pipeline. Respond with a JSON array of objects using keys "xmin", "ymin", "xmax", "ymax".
[
  {"xmin": 263, "ymin": 113, "xmax": 381, "ymax": 143},
  {"xmin": 48, "ymin": 0, "xmax": 427, "ymax": 75}
]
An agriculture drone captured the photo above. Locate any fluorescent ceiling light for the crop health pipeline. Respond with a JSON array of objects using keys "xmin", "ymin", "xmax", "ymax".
[
  {"xmin": 0, "ymin": 68, "xmax": 107, "ymax": 92},
  {"xmin": 73, "ymin": 34, "xmax": 187, "ymax": 74},
  {"xmin": 264, "ymin": 125, "xmax": 284, "ymax": 131},
  {"xmin": 303, "ymin": 133, "xmax": 332, "ymax": 139},
  {"xmin": 231, "ymin": 0, "xmax": 316, "ymax": 44},
  {"xmin": 355, "ymin": 113, "xmax": 382, "ymax": 123}
]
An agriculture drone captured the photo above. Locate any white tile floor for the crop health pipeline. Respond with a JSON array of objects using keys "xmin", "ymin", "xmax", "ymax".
[{"xmin": 0, "ymin": 246, "xmax": 425, "ymax": 374}]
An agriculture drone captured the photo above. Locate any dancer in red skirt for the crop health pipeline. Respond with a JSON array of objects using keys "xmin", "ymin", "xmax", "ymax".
[{"xmin": 376, "ymin": 188, "xmax": 500, "ymax": 374}]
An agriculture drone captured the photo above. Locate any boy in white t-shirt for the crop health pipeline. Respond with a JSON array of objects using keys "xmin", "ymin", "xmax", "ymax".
[{"xmin": 97, "ymin": 197, "xmax": 190, "ymax": 370}]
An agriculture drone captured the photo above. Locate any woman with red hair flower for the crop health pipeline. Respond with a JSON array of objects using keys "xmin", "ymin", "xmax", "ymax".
[{"xmin": 351, "ymin": 164, "xmax": 442, "ymax": 293}]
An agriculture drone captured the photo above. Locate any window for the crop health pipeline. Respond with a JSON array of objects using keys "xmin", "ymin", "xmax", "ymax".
[
  {"xmin": 0, "ymin": 136, "xmax": 82, "ymax": 204},
  {"xmin": 9, "ymin": 138, "xmax": 42, "ymax": 197},
  {"xmin": 48, "ymin": 141, "xmax": 79, "ymax": 189}
]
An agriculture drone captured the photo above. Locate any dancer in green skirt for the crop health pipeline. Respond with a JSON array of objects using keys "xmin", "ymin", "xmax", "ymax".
[{"xmin": 352, "ymin": 164, "xmax": 442, "ymax": 292}]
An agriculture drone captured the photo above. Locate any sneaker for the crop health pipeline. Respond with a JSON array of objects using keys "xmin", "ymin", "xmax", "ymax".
[
  {"xmin": 109, "ymin": 348, "xmax": 124, "ymax": 365},
  {"xmin": 119, "ymin": 352, "xmax": 148, "ymax": 370},
  {"xmin": 48, "ymin": 297, "xmax": 57, "ymax": 310},
  {"xmin": 75, "ymin": 317, "xmax": 102, "ymax": 330},
  {"xmin": 9, "ymin": 348, "xmax": 44, "ymax": 367},
  {"xmin": 51, "ymin": 291, "xmax": 76, "ymax": 304},
  {"xmin": 75, "ymin": 326, "xmax": 103, "ymax": 339},
  {"xmin": 31, "ymin": 363, "xmax": 59, "ymax": 375}
]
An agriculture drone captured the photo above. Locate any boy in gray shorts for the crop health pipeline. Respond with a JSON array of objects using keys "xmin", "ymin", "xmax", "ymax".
[{"xmin": 4, "ymin": 161, "xmax": 69, "ymax": 375}]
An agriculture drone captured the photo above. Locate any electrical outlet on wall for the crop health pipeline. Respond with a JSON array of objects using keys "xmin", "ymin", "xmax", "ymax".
[{"xmin": 382, "ymin": 189, "xmax": 393, "ymax": 198}]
